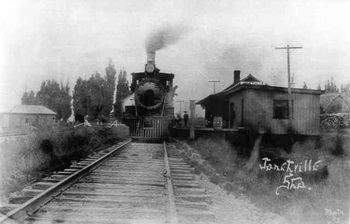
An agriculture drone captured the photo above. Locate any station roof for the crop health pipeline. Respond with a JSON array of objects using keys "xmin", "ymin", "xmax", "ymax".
[
  {"xmin": 2, "ymin": 105, "xmax": 57, "ymax": 115},
  {"xmin": 197, "ymin": 74, "xmax": 324, "ymax": 106}
]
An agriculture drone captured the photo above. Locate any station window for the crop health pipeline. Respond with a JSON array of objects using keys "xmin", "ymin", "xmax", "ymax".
[{"xmin": 273, "ymin": 100, "xmax": 293, "ymax": 119}]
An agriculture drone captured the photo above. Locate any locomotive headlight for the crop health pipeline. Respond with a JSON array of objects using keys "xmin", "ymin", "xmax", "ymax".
[
  {"xmin": 145, "ymin": 63, "xmax": 155, "ymax": 73},
  {"xmin": 135, "ymin": 78, "xmax": 166, "ymax": 110}
]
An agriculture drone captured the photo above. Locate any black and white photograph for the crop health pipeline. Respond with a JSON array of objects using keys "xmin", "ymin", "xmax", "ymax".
[{"xmin": 0, "ymin": 0, "xmax": 349, "ymax": 223}]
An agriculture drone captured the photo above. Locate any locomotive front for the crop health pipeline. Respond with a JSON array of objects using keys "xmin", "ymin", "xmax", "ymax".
[{"xmin": 124, "ymin": 51, "xmax": 176, "ymax": 139}]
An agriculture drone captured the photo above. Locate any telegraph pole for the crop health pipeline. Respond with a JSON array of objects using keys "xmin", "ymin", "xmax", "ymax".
[
  {"xmin": 208, "ymin": 80, "xmax": 220, "ymax": 94},
  {"xmin": 189, "ymin": 100, "xmax": 196, "ymax": 139},
  {"xmin": 275, "ymin": 45, "xmax": 303, "ymax": 129}
]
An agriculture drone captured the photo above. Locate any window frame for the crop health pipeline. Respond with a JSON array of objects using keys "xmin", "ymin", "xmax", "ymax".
[{"xmin": 273, "ymin": 99, "xmax": 293, "ymax": 120}]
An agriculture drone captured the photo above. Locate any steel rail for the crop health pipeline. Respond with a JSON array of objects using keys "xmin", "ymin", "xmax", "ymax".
[
  {"xmin": 0, "ymin": 139, "xmax": 132, "ymax": 224},
  {"xmin": 163, "ymin": 141, "xmax": 178, "ymax": 224}
]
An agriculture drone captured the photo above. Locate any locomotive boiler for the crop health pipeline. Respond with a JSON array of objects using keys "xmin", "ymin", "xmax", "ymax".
[{"xmin": 123, "ymin": 51, "xmax": 176, "ymax": 140}]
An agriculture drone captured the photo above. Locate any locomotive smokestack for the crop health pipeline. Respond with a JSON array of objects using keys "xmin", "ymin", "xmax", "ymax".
[
  {"xmin": 233, "ymin": 70, "xmax": 240, "ymax": 84},
  {"xmin": 147, "ymin": 51, "xmax": 156, "ymax": 65}
]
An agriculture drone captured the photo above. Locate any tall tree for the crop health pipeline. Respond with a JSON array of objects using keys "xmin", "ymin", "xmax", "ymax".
[
  {"xmin": 73, "ymin": 77, "xmax": 90, "ymax": 122},
  {"xmin": 72, "ymin": 61, "xmax": 117, "ymax": 123},
  {"xmin": 21, "ymin": 90, "xmax": 37, "ymax": 105},
  {"xmin": 36, "ymin": 80, "xmax": 60, "ymax": 110},
  {"xmin": 59, "ymin": 82, "xmax": 72, "ymax": 121},
  {"xmin": 102, "ymin": 60, "xmax": 116, "ymax": 119},
  {"xmin": 28, "ymin": 91, "xmax": 36, "ymax": 104},
  {"xmin": 324, "ymin": 77, "xmax": 339, "ymax": 93},
  {"xmin": 114, "ymin": 70, "xmax": 130, "ymax": 119},
  {"xmin": 87, "ymin": 72, "xmax": 106, "ymax": 121},
  {"xmin": 36, "ymin": 80, "xmax": 72, "ymax": 121},
  {"xmin": 21, "ymin": 91, "xmax": 29, "ymax": 105}
]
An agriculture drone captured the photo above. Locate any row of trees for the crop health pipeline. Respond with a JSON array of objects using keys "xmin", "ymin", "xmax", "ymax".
[
  {"xmin": 21, "ymin": 81, "xmax": 72, "ymax": 121},
  {"xmin": 21, "ymin": 61, "xmax": 130, "ymax": 123},
  {"xmin": 301, "ymin": 77, "xmax": 350, "ymax": 94},
  {"xmin": 324, "ymin": 77, "xmax": 350, "ymax": 94}
]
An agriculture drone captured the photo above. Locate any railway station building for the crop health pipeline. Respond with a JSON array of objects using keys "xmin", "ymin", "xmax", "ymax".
[
  {"xmin": 0, "ymin": 105, "xmax": 57, "ymax": 131},
  {"xmin": 197, "ymin": 71, "xmax": 324, "ymax": 135}
]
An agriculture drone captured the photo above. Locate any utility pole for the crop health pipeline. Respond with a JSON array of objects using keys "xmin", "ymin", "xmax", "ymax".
[
  {"xmin": 275, "ymin": 45, "xmax": 303, "ymax": 130},
  {"xmin": 176, "ymin": 100, "xmax": 184, "ymax": 116},
  {"xmin": 208, "ymin": 80, "xmax": 220, "ymax": 94},
  {"xmin": 291, "ymin": 73, "xmax": 295, "ymax": 88},
  {"xmin": 189, "ymin": 100, "xmax": 196, "ymax": 139}
]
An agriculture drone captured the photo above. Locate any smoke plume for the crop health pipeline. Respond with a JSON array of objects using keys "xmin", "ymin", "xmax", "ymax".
[{"xmin": 145, "ymin": 23, "xmax": 190, "ymax": 52}]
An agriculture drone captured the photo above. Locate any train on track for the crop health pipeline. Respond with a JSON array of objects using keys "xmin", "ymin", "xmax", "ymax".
[{"xmin": 123, "ymin": 51, "xmax": 176, "ymax": 140}]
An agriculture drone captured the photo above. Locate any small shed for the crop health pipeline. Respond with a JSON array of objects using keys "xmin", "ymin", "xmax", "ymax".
[
  {"xmin": 197, "ymin": 71, "xmax": 324, "ymax": 135},
  {"xmin": 0, "ymin": 105, "xmax": 57, "ymax": 129}
]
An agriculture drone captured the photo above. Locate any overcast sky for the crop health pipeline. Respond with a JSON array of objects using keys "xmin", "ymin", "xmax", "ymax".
[{"xmin": 1, "ymin": 0, "xmax": 349, "ymax": 112}]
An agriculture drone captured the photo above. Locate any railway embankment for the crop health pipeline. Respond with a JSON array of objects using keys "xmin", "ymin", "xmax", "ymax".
[
  {"xmin": 169, "ymin": 133, "xmax": 349, "ymax": 224},
  {"xmin": 0, "ymin": 124, "xmax": 128, "ymax": 203}
]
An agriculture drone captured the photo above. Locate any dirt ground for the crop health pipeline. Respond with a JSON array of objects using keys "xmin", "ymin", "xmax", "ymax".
[{"xmin": 195, "ymin": 172, "xmax": 288, "ymax": 224}]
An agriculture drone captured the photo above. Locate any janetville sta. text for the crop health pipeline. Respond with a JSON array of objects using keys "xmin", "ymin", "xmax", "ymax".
[
  {"xmin": 259, "ymin": 157, "xmax": 322, "ymax": 195},
  {"xmin": 259, "ymin": 157, "xmax": 322, "ymax": 173}
]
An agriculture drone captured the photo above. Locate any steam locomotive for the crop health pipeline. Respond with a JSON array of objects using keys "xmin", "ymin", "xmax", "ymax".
[{"xmin": 123, "ymin": 51, "xmax": 176, "ymax": 140}]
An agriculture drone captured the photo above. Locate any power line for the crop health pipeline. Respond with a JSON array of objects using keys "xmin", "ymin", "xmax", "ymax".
[{"xmin": 208, "ymin": 80, "xmax": 220, "ymax": 94}]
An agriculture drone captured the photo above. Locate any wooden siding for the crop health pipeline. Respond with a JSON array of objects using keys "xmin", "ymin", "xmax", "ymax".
[
  {"xmin": 0, "ymin": 114, "xmax": 56, "ymax": 129},
  {"xmin": 227, "ymin": 91, "xmax": 245, "ymax": 129},
  {"xmin": 228, "ymin": 89, "xmax": 320, "ymax": 135}
]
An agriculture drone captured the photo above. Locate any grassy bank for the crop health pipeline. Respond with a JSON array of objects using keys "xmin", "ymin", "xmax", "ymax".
[
  {"xmin": 0, "ymin": 125, "xmax": 127, "ymax": 201},
  {"xmin": 171, "ymin": 133, "xmax": 349, "ymax": 224}
]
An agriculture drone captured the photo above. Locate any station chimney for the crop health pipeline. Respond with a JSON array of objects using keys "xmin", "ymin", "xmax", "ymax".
[{"xmin": 233, "ymin": 70, "xmax": 240, "ymax": 84}]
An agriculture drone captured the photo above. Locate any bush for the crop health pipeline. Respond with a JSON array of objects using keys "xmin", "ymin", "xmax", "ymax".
[
  {"xmin": 193, "ymin": 137, "xmax": 237, "ymax": 174},
  {"xmin": 186, "ymin": 133, "xmax": 349, "ymax": 224},
  {"xmin": 0, "ymin": 124, "xmax": 121, "ymax": 198}
]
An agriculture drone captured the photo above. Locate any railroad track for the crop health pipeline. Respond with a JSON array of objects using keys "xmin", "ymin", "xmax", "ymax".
[{"xmin": 0, "ymin": 140, "xmax": 216, "ymax": 224}]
